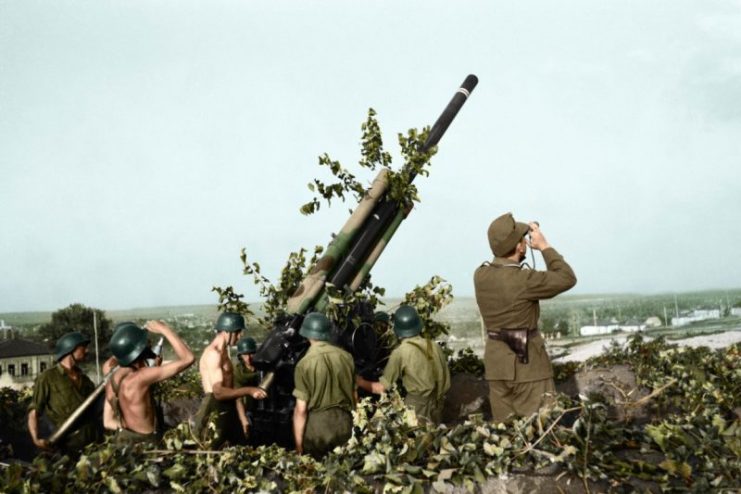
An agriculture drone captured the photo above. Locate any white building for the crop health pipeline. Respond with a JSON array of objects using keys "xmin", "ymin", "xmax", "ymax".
[
  {"xmin": 645, "ymin": 316, "xmax": 663, "ymax": 328},
  {"xmin": 731, "ymin": 308, "xmax": 741, "ymax": 317},
  {"xmin": 671, "ymin": 309, "xmax": 721, "ymax": 327},
  {"xmin": 0, "ymin": 339, "xmax": 54, "ymax": 389},
  {"xmin": 579, "ymin": 321, "xmax": 646, "ymax": 336}
]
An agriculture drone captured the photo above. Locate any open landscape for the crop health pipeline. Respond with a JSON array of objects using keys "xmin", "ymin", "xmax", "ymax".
[{"xmin": 2, "ymin": 289, "xmax": 739, "ymax": 492}]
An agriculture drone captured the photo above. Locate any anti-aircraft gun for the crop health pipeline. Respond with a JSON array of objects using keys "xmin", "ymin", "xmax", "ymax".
[{"xmin": 250, "ymin": 75, "xmax": 478, "ymax": 447}]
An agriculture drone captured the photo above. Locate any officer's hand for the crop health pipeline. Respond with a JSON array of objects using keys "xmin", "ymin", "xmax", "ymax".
[
  {"xmin": 33, "ymin": 438, "xmax": 51, "ymax": 450},
  {"xmin": 250, "ymin": 388, "xmax": 267, "ymax": 400},
  {"xmin": 527, "ymin": 222, "xmax": 551, "ymax": 251}
]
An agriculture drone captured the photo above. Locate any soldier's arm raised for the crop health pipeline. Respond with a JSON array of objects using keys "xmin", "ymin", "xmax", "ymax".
[{"xmin": 136, "ymin": 321, "xmax": 195, "ymax": 386}]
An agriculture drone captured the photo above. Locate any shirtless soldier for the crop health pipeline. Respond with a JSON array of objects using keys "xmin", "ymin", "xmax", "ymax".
[
  {"xmin": 195, "ymin": 312, "xmax": 266, "ymax": 448},
  {"xmin": 106, "ymin": 321, "xmax": 195, "ymax": 444}
]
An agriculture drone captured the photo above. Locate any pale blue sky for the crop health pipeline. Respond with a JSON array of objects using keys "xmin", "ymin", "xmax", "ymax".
[{"xmin": 1, "ymin": 0, "xmax": 740, "ymax": 312}]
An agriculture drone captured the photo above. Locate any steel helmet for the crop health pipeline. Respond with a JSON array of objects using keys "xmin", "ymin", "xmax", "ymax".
[
  {"xmin": 237, "ymin": 337, "xmax": 257, "ymax": 355},
  {"xmin": 110, "ymin": 322, "xmax": 150, "ymax": 366},
  {"xmin": 393, "ymin": 305, "xmax": 422, "ymax": 338},
  {"xmin": 374, "ymin": 311, "xmax": 390, "ymax": 323},
  {"xmin": 215, "ymin": 312, "xmax": 246, "ymax": 333},
  {"xmin": 54, "ymin": 331, "xmax": 91, "ymax": 361},
  {"xmin": 299, "ymin": 312, "xmax": 331, "ymax": 341}
]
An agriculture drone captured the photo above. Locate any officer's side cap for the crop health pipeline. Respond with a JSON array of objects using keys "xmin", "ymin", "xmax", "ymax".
[{"xmin": 487, "ymin": 212, "xmax": 530, "ymax": 257}]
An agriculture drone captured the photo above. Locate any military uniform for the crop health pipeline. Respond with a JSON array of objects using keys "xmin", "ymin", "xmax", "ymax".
[
  {"xmin": 193, "ymin": 393, "xmax": 242, "ymax": 448},
  {"xmin": 379, "ymin": 335, "xmax": 451, "ymax": 424},
  {"xmin": 293, "ymin": 341, "xmax": 355, "ymax": 457},
  {"xmin": 474, "ymin": 247, "xmax": 576, "ymax": 422},
  {"xmin": 28, "ymin": 364, "xmax": 100, "ymax": 452},
  {"xmin": 233, "ymin": 361, "xmax": 260, "ymax": 413}
]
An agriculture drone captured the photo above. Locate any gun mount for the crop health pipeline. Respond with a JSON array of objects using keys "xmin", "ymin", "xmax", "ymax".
[{"xmin": 250, "ymin": 75, "xmax": 478, "ymax": 447}]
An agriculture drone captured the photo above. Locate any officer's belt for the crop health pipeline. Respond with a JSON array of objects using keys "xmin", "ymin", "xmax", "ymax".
[{"xmin": 487, "ymin": 329, "xmax": 539, "ymax": 364}]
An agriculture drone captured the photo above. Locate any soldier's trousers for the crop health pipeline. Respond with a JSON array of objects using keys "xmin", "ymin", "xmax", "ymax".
[
  {"xmin": 487, "ymin": 377, "xmax": 555, "ymax": 423},
  {"xmin": 304, "ymin": 407, "xmax": 352, "ymax": 458},
  {"xmin": 114, "ymin": 428, "xmax": 159, "ymax": 447},
  {"xmin": 404, "ymin": 394, "xmax": 444, "ymax": 425},
  {"xmin": 193, "ymin": 393, "xmax": 241, "ymax": 448}
]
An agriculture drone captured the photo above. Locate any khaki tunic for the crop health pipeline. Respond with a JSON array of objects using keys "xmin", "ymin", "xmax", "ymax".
[
  {"xmin": 28, "ymin": 364, "xmax": 100, "ymax": 452},
  {"xmin": 474, "ymin": 248, "xmax": 576, "ymax": 420},
  {"xmin": 293, "ymin": 341, "xmax": 355, "ymax": 457},
  {"xmin": 379, "ymin": 335, "xmax": 451, "ymax": 424},
  {"xmin": 233, "ymin": 362, "xmax": 259, "ymax": 413}
]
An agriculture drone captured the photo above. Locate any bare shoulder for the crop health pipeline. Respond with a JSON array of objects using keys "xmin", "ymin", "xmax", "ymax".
[{"xmin": 200, "ymin": 345, "xmax": 221, "ymax": 369}]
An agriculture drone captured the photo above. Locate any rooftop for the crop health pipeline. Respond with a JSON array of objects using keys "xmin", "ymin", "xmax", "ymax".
[{"xmin": 0, "ymin": 339, "xmax": 52, "ymax": 359}]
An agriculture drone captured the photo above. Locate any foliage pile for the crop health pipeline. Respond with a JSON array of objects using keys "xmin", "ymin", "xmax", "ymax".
[{"xmin": 4, "ymin": 336, "xmax": 739, "ymax": 493}]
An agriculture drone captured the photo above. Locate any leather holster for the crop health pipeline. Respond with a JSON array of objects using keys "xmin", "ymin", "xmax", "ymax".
[{"xmin": 488, "ymin": 329, "xmax": 534, "ymax": 364}]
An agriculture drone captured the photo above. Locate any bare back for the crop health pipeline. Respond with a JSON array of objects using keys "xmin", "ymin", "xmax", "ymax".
[{"xmin": 107, "ymin": 367, "xmax": 157, "ymax": 435}]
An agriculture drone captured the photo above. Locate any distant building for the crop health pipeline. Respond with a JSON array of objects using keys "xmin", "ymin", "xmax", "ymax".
[
  {"xmin": 0, "ymin": 339, "xmax": 54, "ymax": 388},
  {"xmin": 0, "ymin": 319, "xmax": 12, "ymax": 339},
  {"xmin": 671, "ymin": 309, "xmax": 721, "ymax": 327},
  {"xmin": 731, "ymin": 308, "xmax": 741, "ymax": 317},
  {"xmin": 579, "ymin": 320, "xmax": 647, "ymax": 336},
  {"xmin": 644, "ymin": 316, "xmax": 663, "ymax": 328}
]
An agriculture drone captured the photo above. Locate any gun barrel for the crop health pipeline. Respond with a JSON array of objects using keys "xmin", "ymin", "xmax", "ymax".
[
  {"xmin": 285, "ymin": 169, "xmax": 390, "ymax": 315},
  {"xmin": 324, "ymin": 75, "xmax": 478, "ymax": 291}
]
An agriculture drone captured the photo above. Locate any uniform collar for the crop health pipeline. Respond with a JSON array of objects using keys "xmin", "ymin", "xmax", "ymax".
[
  {"xmin": 55, "ymin": 363, "xmax": 81, "ymax": 376},
  {"xmin": 309, "ymin": 340, "xmax": 331, "ymax": 350},
  {"xmin": 492, "ymin": 256, "xmax": 522, "ymax": 268}
]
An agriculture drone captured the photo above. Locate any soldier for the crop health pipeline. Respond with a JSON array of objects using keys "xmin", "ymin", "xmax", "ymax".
[
  {"xmin": 234, "ymin": 336, "xmax": 260, "ymax": 442},
  {"xmin": 474, "ymin": 213, "xmax": 576, "ymax": 422},
  {"xmin": 27, "ymin": 331, "xmax": 101, "ymax": 453},
  {"xmin": 106, "ymin": 320, "xmax": 194, "ymax": 444},
  {"xmin": 195, "ymin": 312, "xmax": 266, "ymax": 448},
  {"xmin": 373, "ymin": 311, "xmax": 390, "ymax": 332},
  {"xmin": 356, "ymin": 305, "xmax": 451, "ymax": 425},
  {"xmin": 293, "ymin": 312, "xmax": 356, "ymax": 457}
]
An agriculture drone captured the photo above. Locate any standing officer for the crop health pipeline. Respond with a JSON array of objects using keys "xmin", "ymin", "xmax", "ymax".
[
  {"xmin": 234, "ymin": 336, "xmax": 260, "ymax": 442},
  {"xmin": 474, "ymin": 212, "xmax": 576, "ymax": 422},
  {"xmin": 292, "ymin": 312, "xmax": 356, "ymax": 457},
  {"xmin": 27, "ymin": 332, "xmax": 101, "ymax": 453},
  {"xmin": 195, "ymin": 312, "xmax": 266, "ymax": 448},
  {"xmin": 356, "ymin": 305, "xmax": 450, "ymax": 425}
]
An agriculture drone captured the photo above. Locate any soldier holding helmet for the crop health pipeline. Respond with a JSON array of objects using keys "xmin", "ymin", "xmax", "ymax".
[{"xmin": 474, "ymin": 212, "xmax": 576, "ymax": 422}]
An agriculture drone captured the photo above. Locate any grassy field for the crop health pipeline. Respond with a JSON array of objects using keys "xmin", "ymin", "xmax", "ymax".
[{"xmin": 2, "ymin": 289, "xmax": 739, "ymax": 355}]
